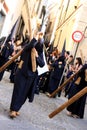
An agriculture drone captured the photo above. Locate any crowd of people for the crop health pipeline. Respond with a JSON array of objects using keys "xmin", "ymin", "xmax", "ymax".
[{"xmin": 0, "ymin": 33, "xmax": 87, "ymax": 119}]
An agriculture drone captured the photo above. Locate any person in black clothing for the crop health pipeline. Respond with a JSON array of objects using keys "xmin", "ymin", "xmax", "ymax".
[
  {"xmin": 0, "ymin": 39, "xmax": 14, "ymax": 81},
  {"xmin": 46, "ymin": 55, "xmax": 65, "ymax": 97},
  {"xmin": 9, "ymin": 32, "xmax": 45, "ymax": 118},
  {"xmin": 67, "ymin": 64, "xmax": 87, "ymax": 118}
]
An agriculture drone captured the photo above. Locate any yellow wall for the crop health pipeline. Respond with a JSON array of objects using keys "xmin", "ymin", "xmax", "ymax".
[
  {"xmin": 54, "ymin": 0, "xmax": 86, "ymax": 57},
  {"xmin": 1, "ymin": 0, "xmax": 25, "ymax": 37}
]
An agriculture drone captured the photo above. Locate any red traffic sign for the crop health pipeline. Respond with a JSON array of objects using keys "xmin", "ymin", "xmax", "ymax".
[{"xmin": 72, "ymin": 30, "xmax": 84, "ymax": 42}]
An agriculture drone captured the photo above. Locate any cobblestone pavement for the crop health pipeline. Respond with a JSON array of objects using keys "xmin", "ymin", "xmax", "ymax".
[{"xmin": 0, "ymin": 72, "xmax": 87, "ymax": 130}]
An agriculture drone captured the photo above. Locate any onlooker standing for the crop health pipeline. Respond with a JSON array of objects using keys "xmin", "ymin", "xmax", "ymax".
[{"xmin": 73, "ymin": 57, "xmax": 83, "ymax": 72}]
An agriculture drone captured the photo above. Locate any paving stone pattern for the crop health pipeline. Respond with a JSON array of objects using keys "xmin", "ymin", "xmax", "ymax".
[{"xmin": 0, "ymin": 72, "xmax": 87, "ymax": 130}]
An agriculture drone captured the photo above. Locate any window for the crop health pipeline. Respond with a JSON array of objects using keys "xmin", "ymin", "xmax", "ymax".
[
  {"xmin": 0, "ymin": 0, "xmax": 4, "ymax": 3},
  {"xmin": 16, "ymin": 16, "xmax": 25, "ymax": 37},
  {"xmin": 0, "ymin": 11, "xmax": 5, "ymax": 35},
  {"xmin": 46, "ymin": 21, "xmax": 52, "ymax": 33}
]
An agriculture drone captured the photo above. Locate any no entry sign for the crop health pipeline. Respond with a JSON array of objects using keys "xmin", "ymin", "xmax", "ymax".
[{"xmin": 72, "ymin": 31, "xmax": 84, "ymax": 42}]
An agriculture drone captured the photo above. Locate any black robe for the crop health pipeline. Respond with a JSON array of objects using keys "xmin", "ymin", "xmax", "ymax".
[
  {"xmin": 67, "ymin": 64, "xmax": 87, "ymax": 118},
  {"xmin": 48, "ymin": 56, "xmax": 65, "ymax": 94},
  {"xmin": 0, "ymin": 42, "xmax": 14, "ymax": 80},
  {"xmin": 10, "ymin": 38, "xmax": 45, "ymax": 112}
]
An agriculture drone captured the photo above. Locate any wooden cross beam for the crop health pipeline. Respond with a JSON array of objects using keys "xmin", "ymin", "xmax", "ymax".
[
  {"xmin": 49, "ymin": 69, "xmax": 80, "ymax": 98},
  {"xmin": 0, "ymin": 49, "xmax": 23, "ymax": 73},
  {"xmin": 49, "ymin": 87, "xmax": 87, "ymax": 118}
]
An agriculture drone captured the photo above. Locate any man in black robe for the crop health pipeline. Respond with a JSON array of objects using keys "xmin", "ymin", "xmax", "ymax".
[
  {"xmin": 0, "ymin": 39, "xmax": 14, "ymax": 80},
  {"xmin": 67, "ymin": 64, "xmax": 87, "ymax": 118},
  {"xmin": 9, "ymin": 32, "xmax": 45, "ymax": 118}
]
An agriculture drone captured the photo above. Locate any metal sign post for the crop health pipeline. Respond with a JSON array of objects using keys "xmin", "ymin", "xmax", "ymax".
[{"xmin": 72, "ymin": 30, "xmax": 84, "ymax": 61}]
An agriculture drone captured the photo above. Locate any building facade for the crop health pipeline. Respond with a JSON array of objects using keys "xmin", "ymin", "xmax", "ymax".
[
  {"xmin": 54, "ymin": 0, "xmax": 87, "ymax": 63},
  {"xmin": 0, "ymin": 0, "xmax": 87, "ymax": 62},
  {"xmin": 0, "ymin": 0, "xmax": 44, "ymax": 40}
]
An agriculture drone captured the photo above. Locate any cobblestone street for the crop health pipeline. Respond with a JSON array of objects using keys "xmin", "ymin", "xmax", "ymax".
[{"xmin": 0, "ymin": 72, "xmax": 87, "ymax": 130}]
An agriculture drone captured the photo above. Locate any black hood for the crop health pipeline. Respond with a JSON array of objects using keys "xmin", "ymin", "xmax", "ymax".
[
  {"xmin": 58, "ymin": 56, "xmax": 65, "ymax": 64},
  {"xmin": 35, "ymin": 38, "xmax": 44, "ymax": 54}
]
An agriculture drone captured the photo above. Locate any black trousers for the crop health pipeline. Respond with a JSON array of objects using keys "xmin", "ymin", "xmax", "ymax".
[{"xmin": 10, "ymin": 69, "xmax": 37, "ymax": 111}]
